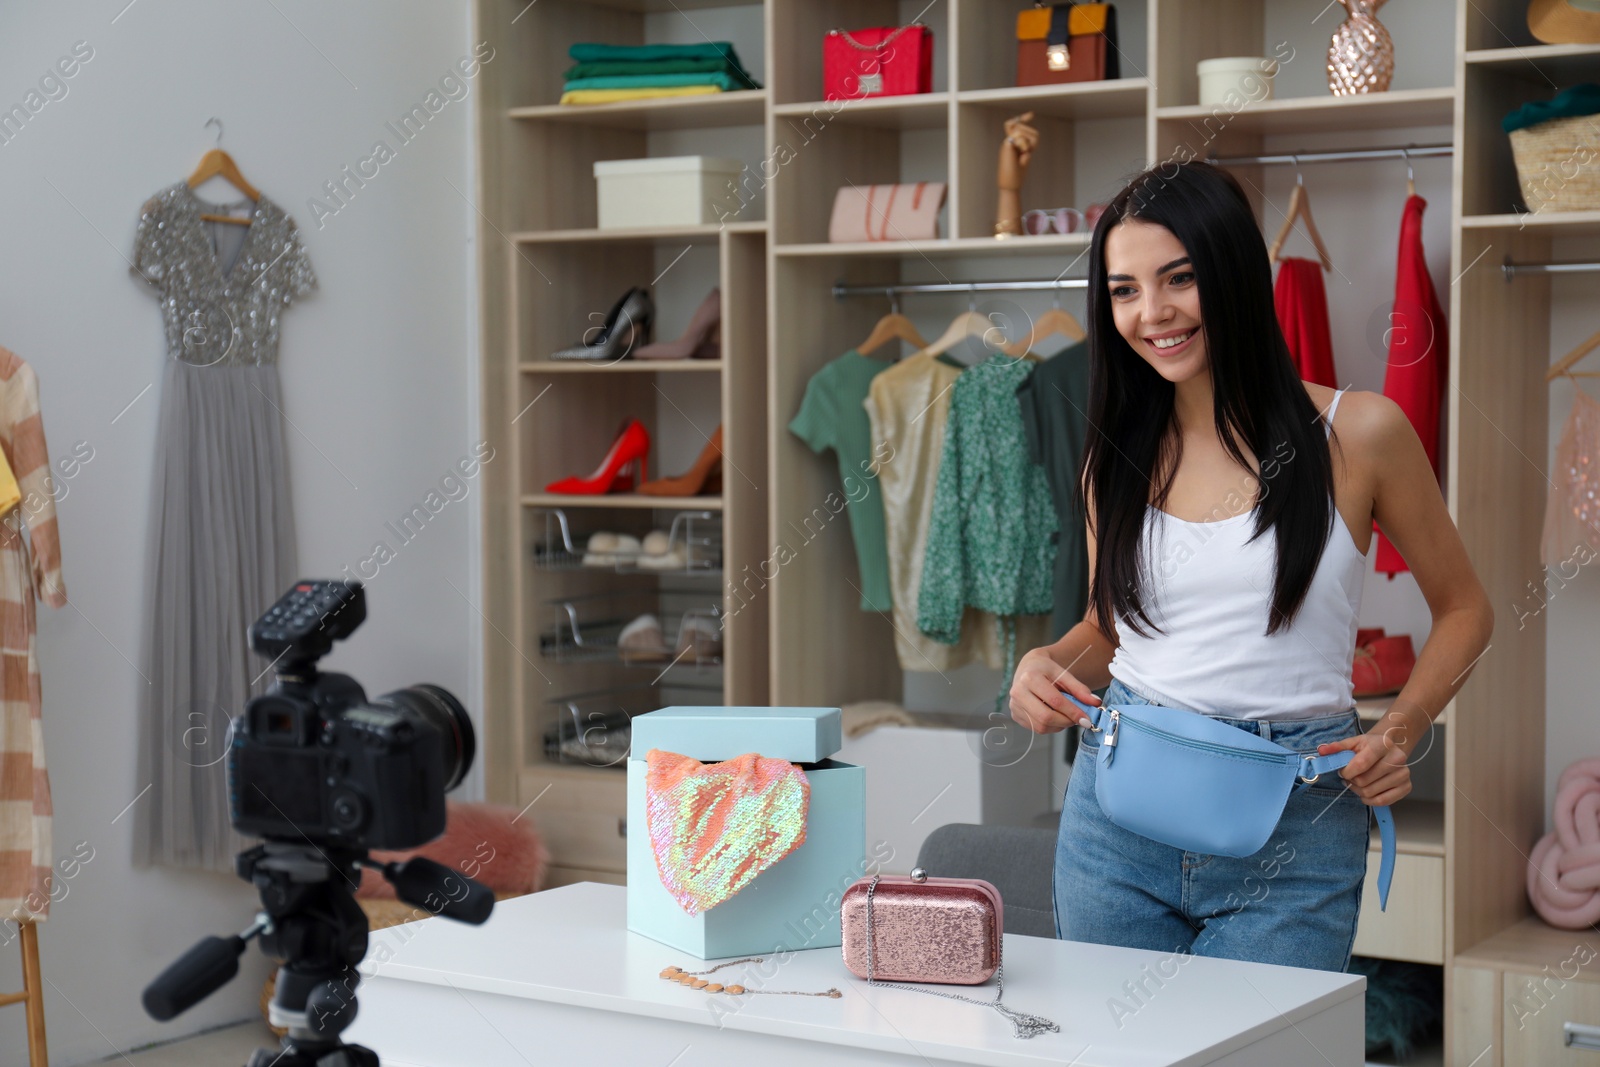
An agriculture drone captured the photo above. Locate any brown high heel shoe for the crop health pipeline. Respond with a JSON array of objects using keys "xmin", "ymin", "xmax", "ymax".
[
  {"xmin": 638, "ymin": 425, "xmax": 722, "ymax": 496},
  {"xmin": 635, "ymin": 287, "xmax": 720, "ymax": 361}
]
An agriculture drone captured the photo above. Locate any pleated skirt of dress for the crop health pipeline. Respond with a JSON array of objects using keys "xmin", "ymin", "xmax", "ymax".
[{"xmin": 132, "ymin": 359, "xmax": 296, "ymax": 872}]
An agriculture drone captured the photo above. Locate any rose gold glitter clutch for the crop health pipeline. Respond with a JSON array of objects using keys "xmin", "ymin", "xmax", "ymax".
[{"xmin": 840, "ymin": 868, "xmax": 1002, "ymax": 984}]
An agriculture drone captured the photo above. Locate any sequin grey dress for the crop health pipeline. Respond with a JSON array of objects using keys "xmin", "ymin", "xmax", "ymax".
[{"xmin": 128, "ymin": 183, "xmax": 316, "ymax": 871}]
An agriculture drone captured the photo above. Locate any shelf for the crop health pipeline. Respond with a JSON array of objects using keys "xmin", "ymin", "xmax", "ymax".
[
  {"xmin": 1465, "ymin": 43, "xmax": 1600, "ymax": 83},
  {"xmin": 1357, "ymin": 697, "xmax": 1449, "ymax": 728},
  {"xmin": 955, "ymin": 79, "xmax": 1149, "ymax": 120},
  {"xmin": 1456, "ymin": 915, "xmax": 1600, "ymax": 978},
  {"xmin": 522, "ymin": 360, "xmax": 722, "ymax": 374},
  {"xmin": 510, "ymin": 90, "xmax": 766, "ymax": 131},
  {"xmin": 1157, "ymin": 87, "xmax": 1455, "ymax": 136},
  {"xmin": 775, "ymin": 233, "xmax": 1092, "ymax": 258},
  {"xmin": 1462, "ymin": 209, "xmax": 1600, "ymax": 236},
  {"xmin": 772, "ymin": 92, "xmax": 949, "ymax": 130},
  {"xmin": 559, "ymin": 0, "xmax": 762, "ymax": 10},
  {"xmin": 1370, "ymin": 799, "xmax": 1445, "ymax": 857},
  {"xmin": 523, "ymin": 493, "xmax": 722, "ymax": 511},
  {"xmin": 513, "ymin": 223, "xmax": 754, "ymax": 245},
  {"xmin": 508, "ymin": 89, "xmax": 764, "ymax": 131}
]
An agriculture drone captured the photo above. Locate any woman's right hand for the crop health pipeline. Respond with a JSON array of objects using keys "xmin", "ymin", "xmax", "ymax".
[{"xmin": 1009, "ymin": 647, "xmax": 1099, "ymax": 734}]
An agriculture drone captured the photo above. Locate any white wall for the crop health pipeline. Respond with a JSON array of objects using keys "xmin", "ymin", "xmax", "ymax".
[{"xmin": 0, "ymin": 2, "xmax": 479, "ymax": 1061}]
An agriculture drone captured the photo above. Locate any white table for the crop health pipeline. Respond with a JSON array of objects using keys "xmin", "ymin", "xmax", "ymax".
[{"xmin": 346, "ymin": 883, "xmax": 1365, "ymax": 1067}]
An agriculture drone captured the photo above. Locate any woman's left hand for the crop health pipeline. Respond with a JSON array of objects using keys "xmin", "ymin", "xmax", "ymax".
[{"xmin": 1315, "ymin": 730, "xmax": 1412, "ymax": 806}]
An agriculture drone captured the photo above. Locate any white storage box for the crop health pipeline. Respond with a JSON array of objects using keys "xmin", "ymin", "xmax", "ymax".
[
  {"xmin": 594, "ymin": 155, "xmax": 746, "ymax": 229},
  {"xmin": 1197, "ymin": 56, "xmax": 1277, "ymax": 108}
]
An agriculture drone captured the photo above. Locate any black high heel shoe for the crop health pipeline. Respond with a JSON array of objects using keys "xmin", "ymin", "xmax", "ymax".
[{"xmin": 551, "ymin": 286, "xmax": 655, "ymax": 361}]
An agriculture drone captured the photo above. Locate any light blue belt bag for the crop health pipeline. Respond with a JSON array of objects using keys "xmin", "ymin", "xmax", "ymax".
[{"xmin": 1062, "ymin": 693, "xmax": 1395, "ymax": 911}]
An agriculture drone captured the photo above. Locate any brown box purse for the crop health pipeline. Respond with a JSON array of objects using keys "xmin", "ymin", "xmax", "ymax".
[{"xmin": 1016, "ymin": 2, "xmax": 1119, "ymax": 86}]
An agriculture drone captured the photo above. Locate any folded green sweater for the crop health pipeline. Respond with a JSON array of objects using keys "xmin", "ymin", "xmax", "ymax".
[
  {"xmin": 562, "ymin": 71, "xmax": 747, "ymax": 93},
  {"xmin": 567, "ymin": 41, "xmax": 756, "ymax": 83},
  {"xmin": 564, "ymin": 57, "xmax": 761, "ymax": 88},
  {"xmin": 1504, "ymin": 82, "xmax": 1600, "ymax": 133}
]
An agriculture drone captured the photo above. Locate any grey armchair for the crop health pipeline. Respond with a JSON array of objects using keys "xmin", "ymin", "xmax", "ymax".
[{"xmin": 913, "ymin": 823, "xmax": 1059, "ymax": 938}]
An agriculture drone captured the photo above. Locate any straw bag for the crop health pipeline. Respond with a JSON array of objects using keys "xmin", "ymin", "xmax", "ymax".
[
  {"xmin": 1505, "ymin": 85, "xmax": 1600, "ymax": 213},
  {"xmin": 1511, "ymin": 115, "xmax": 1600, "ymax": 212}
]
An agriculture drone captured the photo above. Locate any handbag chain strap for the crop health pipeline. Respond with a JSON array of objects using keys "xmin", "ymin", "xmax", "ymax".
[
  {"xmin": 833, "ymin": 23, "xmax": 924, "ymax": 51},
  {"xmin": 864, "ymin": 874, "xmax": 1061, "ymax": 1040}
]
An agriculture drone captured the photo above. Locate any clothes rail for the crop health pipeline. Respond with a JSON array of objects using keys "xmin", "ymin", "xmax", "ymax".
[
  {"xmin": 1205, "ymin": 143, "xmax": 1452, "ymax": 167},
  {"xmin": 831, "ymin": 279, "xmax": 1087, "ymax": 299},
  {"xmin": 1502, "ymin": 257, "xmax": 1600, "ymax": 279}
]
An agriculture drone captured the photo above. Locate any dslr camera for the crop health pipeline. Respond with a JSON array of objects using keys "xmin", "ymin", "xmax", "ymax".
[
  {"xmin": 145, "ymin": 580, "xmax": 490, "ymax": 1067},
  {"xmin": 229, "ymin": 578, "xmax": 474, "ymax": 851}
]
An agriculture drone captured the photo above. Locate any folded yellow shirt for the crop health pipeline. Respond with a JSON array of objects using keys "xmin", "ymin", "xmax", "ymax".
[{"xmin": 558, "ymin": 86, "xmax": 722, "ymax": 105}]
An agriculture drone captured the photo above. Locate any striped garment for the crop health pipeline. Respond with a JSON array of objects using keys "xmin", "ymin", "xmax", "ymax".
[{"xmin": 0, "ymin": 347, "xmax": 65, "ymax": 924}]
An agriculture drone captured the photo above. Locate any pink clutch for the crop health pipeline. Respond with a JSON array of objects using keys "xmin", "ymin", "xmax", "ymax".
[
  {"xmin": 840, "ymin": 869, "xmax": 1002, "ymax": 984},
  {"xmin": 827, "ymin": 181, "xmax": 946, "ymax": 243}
]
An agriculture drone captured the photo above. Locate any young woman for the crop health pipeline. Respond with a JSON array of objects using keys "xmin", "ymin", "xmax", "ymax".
[{"xmin": 1008, "ymin": 161, "xmax": 1493, "ymax": 973}]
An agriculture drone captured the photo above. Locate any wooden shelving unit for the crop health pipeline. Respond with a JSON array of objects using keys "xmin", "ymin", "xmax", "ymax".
[{"xmin": 473, "ymin": 2, "xmax": 1587, "ymax": 1057}]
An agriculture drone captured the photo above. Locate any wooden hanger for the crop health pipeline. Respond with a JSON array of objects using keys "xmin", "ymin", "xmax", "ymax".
[
  {"xmin": 919, "ymin": 307, "xmax": 994, "ymax": 362},
  {"xmin": 856, "ymin": 292, "xmax": 929, "ymax": 358},
  {"xmin": 1268, "ymin": 159, "xmax": 1332, "ymax": 272},
  {"xmin": 1402, "ymin": 146, "xmax": 1415, "ymax": 198},
  {"xmin": 1000, "ymin": 285, "xmax": 1085, "ymax": 357},
  {"xmin": 188, "ymin": 118, "xmax": 259, "ymax": 226},
  {"xmin": 1546, "ymin": 325, "xmax": 1600, "ymax": 381}
]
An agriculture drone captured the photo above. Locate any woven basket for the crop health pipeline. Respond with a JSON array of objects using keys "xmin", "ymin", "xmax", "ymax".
[{"xmin": 1509, "ymin": 113, "xmax": 1600, "ymax": 213}]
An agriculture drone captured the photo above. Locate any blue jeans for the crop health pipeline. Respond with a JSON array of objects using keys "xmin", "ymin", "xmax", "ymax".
[{"xmin": 1053, "ymin": 676, "xmax": 1370, "ymax": 973}]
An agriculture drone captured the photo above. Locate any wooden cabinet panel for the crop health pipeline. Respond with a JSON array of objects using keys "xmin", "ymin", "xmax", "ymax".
[
  {"xmin": 542, "ymin": 865, "xmax": 627, "ymax": 890},
  {"xmin": 1453, "ymin": 966, "xmax": 1501, "ymax": 1067},
  {"xmin": 1352, "ymin": 853, "xmax": 1444, "ymax": 965},
  {"xmin": 1503, "ymin": 969, "xmax": 1600, "ymax": 1065},
  {"xmin": 521, "ymin": 770, "xmax": 627, "ymax": 873}
]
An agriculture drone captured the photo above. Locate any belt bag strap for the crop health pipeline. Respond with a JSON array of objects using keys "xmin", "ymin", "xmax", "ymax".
[{"xmin": 1067, "ymin": 695, "xmax": 1395, "ymax": 912}]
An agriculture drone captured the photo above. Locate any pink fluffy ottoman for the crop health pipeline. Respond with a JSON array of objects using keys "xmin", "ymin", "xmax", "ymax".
[{"xmin": 357, "ymin": 799, "xmax": 549, "ymax": 901}]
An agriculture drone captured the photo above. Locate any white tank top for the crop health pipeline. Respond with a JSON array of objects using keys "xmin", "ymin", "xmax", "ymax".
[{"xmin": 1106, "ymin": 389, "xmax": 1366, "ymax": 720}]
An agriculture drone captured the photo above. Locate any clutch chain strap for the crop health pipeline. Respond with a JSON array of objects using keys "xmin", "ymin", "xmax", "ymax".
[
  {"xmin": 832, "ymin": 23, "xmax": 923, "ymax": 51},
  {"xmin": 864, "ymin": 874, "xmax": 1061, "ymax": 1040}
]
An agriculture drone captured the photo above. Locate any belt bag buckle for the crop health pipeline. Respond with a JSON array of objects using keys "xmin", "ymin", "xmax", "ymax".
[{"xmin": 1069, "ymin": 695, "xmax": 1395, "ymax": 911}]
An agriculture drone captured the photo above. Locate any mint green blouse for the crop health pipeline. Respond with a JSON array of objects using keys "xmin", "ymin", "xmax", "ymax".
[{"xmin": 917, "ymin": 353, "xmax": 1058, "ymax": 698}]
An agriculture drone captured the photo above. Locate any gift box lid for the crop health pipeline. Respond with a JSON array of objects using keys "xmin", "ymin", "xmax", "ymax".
[{"xmin": 630, "ymin": 706, "xmax": 841, "ymax": 763}]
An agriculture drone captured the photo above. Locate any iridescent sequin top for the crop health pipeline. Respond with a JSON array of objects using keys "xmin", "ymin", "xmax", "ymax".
[{"xmin": 130, "ymin": 183, "xmax": 317, "ymax": 367}]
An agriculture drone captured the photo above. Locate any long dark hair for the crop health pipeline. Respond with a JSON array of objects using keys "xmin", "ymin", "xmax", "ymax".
[{"xmin": 1079, "ymin": 160, "xmax": 1339, "ymax": 639}]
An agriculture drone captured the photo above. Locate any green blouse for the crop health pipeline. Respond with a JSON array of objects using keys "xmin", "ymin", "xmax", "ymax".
[{"xmin": 917, "ymin": 353, "xmax": 1058, "ymax": 699}]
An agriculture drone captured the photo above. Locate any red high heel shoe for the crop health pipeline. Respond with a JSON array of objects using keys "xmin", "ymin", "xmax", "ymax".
[
  {"xmin": 545, "ymin": 419, "xmax": 651, "ymax": 494},
  {"xmin": 1351, "ymin": 629, "xmax": 1417, "ymax": 698}
]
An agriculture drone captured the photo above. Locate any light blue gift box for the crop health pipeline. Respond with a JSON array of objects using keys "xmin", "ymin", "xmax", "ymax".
[{"xmin": 627, "ymin": 707, "xmax": 866, "ymax": 959}]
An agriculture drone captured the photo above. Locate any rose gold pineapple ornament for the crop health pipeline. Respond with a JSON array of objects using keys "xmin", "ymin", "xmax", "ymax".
[{"xmin": 1327, "ymin": 0, "xmax": 1394, "ymax": 95}]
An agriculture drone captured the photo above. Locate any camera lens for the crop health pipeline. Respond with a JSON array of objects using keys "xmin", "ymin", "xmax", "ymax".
[{"xmin": 376, "ymin": 684, "xmax": 474, "ymax": 791}]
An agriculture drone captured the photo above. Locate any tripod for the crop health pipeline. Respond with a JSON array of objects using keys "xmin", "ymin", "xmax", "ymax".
[{"xmin": 143, "ymin": 840, "xmax": 492, "ymax": 1066}]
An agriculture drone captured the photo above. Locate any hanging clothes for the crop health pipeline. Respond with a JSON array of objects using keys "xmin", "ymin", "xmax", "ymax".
[
  {"xmin": 864, "ymin": 351, "xmax": 1050, "ymax": 673},
  {"xmin": 1542, "ymin": 383, "xmax": 1600, "ymax": 568},
  {"xmin": 918, "ymin": 353, "xmax": 1057, "ymax": 708},
  {"xmin": 129, "ymin": 183, "xmax": 316, "ymax": 872},
  {"xmin": 1375, "ymin": 193, "xmax": 1448, "ymax": 579},
  {"xmin": 1273, "ymin": 257, "xmax": 1338, "ymax": 389},
  {"xmin": 1014, "ymin": 340, "xmax": 1092, "ymax": 641},
  {"xmin": 788, "ymin": 349, "xmax": 893, "ymax": 612},
  {"xmin": 0, "ymin": 348, "xmax": 66, "ymax": 924}
]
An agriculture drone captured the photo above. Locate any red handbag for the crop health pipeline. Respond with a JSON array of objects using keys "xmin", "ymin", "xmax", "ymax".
[{"xmin": 823, "ymin": 24, "xmax": 933, "ymax": 101}]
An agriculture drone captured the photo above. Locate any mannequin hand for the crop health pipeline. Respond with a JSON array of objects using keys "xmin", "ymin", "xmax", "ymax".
[
  {"xmin": 1315, "ymin": 729, "xmax": 1412, "ymax": 807},
  {"xmin": 1008, "ymin": 647, "xmax": 1095, "ymax": 734},
  {"xmin": 999, "ymin": 111, "xmax": 1038, "ymax": 188}
]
